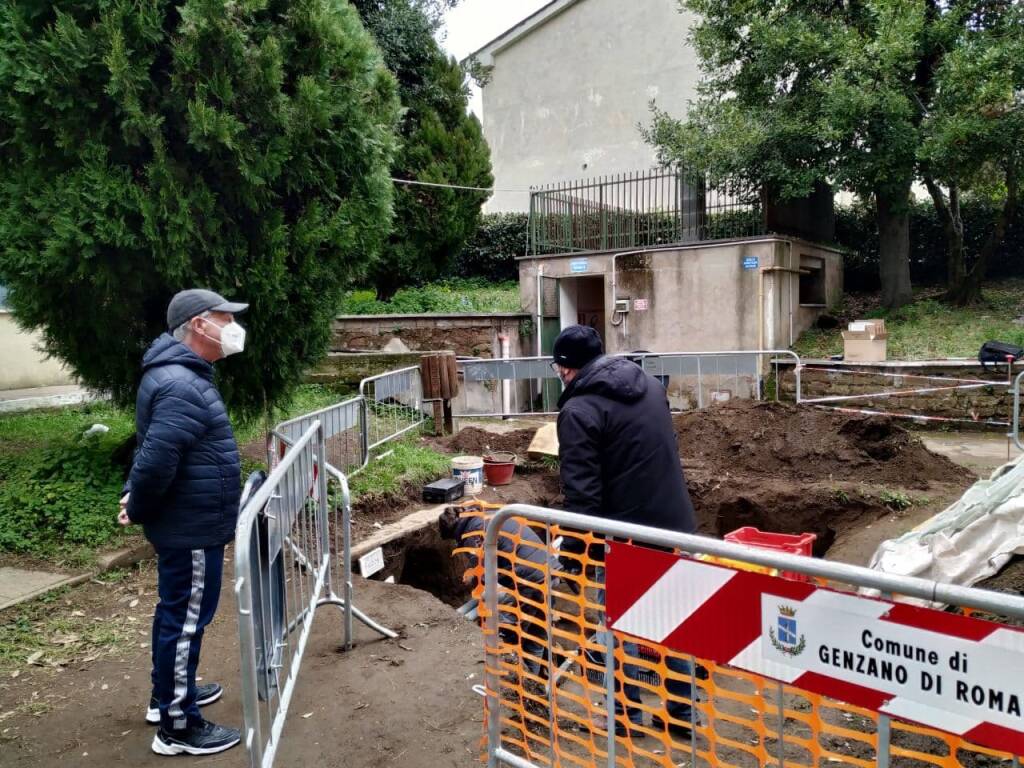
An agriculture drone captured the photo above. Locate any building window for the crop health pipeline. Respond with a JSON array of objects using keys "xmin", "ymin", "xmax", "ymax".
[{"xmin": 799, "ymin": 256, "xmax": 826, "ymax": 306}]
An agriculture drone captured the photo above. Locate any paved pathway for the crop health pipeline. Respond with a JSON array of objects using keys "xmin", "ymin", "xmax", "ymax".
[
  {"xmin": 0, "ymin": 384, "xmax": 101, "ymax": 413},
  {"xmin": 920, "ymin": 431, "xmax": 1022, "ymax": 478},
  {"xmin": 0, "ymin": 567, "xmax": 87, "ymax": 611}
]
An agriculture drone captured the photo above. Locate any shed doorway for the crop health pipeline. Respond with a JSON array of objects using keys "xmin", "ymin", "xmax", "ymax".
[{"xmin": 558, "ymin": 276, "xmax": 606, "ymax": 345}]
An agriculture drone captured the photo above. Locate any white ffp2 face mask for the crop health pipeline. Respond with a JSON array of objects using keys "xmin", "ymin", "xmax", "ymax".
[
  {"xmin": 218, "ymin": 321, "xmax": 246, "ymax": 356},
  {"xmin": 197, "ymin": 318, "xmax": 246, "ymax": 357}
]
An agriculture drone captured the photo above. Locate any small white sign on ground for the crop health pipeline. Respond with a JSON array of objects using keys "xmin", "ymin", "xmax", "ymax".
[{"xmin": 359, "ymin": 547, "xmax": 385, "ymax": 578}]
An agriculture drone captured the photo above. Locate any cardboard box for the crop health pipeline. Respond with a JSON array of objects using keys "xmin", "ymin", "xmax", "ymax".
[{"xmin": 842, "ymin": 319, "xmax": 888, "ymax": 362}]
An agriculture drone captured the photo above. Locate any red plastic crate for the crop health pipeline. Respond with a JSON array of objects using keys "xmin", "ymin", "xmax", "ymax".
[{"xmin": 723, "ymin": 527, "xmax": 817, "ymax": 581}]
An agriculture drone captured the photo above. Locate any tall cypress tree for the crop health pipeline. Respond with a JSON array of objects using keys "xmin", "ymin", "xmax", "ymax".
[
  {"xmin": 0, "ymin": 0, "xmax": 399, "ymax": 414},
  {"xmin": 353, "ymin": 0, "xmax": 493, "ymax": 298}
]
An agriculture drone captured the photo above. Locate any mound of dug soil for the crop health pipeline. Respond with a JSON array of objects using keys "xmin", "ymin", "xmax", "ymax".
[
  {"xmin": 445, "ymin": 427, "xmax": 537, "ymax": 457},
  {"xmin": 675, "ymin": 400, "xmax": 970, "ymax": 489}
]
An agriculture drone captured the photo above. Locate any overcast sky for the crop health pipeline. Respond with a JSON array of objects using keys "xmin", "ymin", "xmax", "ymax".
[{"xmin": 439, "ymin": 0, "xmax": 551, "ymax": 116}]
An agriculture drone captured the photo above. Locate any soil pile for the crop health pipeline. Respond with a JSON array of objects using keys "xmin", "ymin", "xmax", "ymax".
[
  {"xmin": 674, "ymin": 402, "xmax": 972, "ymax": 553},
  {"xmin": 445, "ymin": 427, "xmax": 536, "ymax": 457},
  {"xmin": 675, "ymin": 400, "xmax": 968, "ymax": 488}
]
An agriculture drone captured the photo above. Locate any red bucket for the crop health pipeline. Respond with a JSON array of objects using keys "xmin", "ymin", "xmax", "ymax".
[{"xmin": 482, "ymin": 452, "xmax": 517, "ymax": 486}]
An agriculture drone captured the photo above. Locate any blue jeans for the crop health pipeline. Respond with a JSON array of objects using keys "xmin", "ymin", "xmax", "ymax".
[{"xmin": 593, "ymin": 567, "xmax": 694, "ymax": 727}]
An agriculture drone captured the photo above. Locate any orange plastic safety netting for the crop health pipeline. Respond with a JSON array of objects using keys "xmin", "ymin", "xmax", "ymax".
[{"xmin": 451, "ymin": 505, "xmax": 1022, "ymax": 768}]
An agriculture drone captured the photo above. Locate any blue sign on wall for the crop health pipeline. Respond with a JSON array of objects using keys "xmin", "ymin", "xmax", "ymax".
[
  {"xmin": 570, "ymin": 259, "xmax": 589, "ymax": 274},
  {"xmin": 742, "ymin": 257, "xmax": 759, "ymax": 270}
]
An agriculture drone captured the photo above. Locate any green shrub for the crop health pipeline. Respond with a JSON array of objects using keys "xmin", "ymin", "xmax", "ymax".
[
  {"xmin": 340, "ymin": 278, "xmax": 521, "ymax": 315},
  {"xmin": 454, "ymin": 213, "xmax": 530, "ymax": 282},
  {"xmin": 0, "ymin": 0, "xmax": 400, "ymax": 416},
  {"xmin": 0, "ymin": 431, "xmax": 129, "ymax": 555}
]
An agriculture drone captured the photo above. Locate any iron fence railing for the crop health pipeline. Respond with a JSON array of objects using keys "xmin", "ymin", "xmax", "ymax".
[{"xmin": 528, "ymin": 169, "xmax": 764, "ymax": 255}]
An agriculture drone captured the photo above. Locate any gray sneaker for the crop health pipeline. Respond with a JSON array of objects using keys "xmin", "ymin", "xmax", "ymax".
[{"xmin": 151, "ymin": 719, "xmax": 240, "ymax": 756}]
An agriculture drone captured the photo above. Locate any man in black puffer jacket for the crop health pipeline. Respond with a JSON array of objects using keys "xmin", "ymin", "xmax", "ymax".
[
  {"xmin": 554, "ymin": 326, "xmax": 696, "ymax": 532},
  {"xmin": 552, "ymin": 325, "xmax": 697, "ymax": 742},
  {"xmin": 119, "ymin": 289, "xmax": 248, "ymax": 757}
]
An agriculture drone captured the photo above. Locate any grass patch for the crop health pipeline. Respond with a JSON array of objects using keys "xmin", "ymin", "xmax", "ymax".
[
  {"xmin": 794, "ymin": 280, "xmax": 1024, "ymax": 360},
  {"xmin": 0, "ymin": 384, "xmax": 352, "ymax": 559},
  {"xmin": 349, "ymin": 439, "xmax": 450, "ymax": 501},
  {"xmin": 0, "ymin": 414, "xmax": 135, "ymax": 559},
  {"xmin": 0, "ymin": 401, "xmax": 134, "ymax": 453},
  {"xmin": 233, "ymin": 383, "xmax": 354, "ymax": 446},
  {"xmin": 340, "ymin": 278, "xmax": 521, "ymax": 315}
]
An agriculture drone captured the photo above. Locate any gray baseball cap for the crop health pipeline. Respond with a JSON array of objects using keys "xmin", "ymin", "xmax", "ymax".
[{"xmin": 167, "ymin": 289, "xmax": 248, "ymax": 330}]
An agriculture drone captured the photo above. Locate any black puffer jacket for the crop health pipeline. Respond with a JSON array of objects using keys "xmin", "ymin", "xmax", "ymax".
[
  {"xmin": 557, "ymin": 355, "xmax": 696, "ymax": 533},
  {"xmin": 125, "ymin": 334, "xmax": 241, "ymax": 550},
  {"xmin": 453, "ymin": 512, "xmax": 559, "ymax": 596}
]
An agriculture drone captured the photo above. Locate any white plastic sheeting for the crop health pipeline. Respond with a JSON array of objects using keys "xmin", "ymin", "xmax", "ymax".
[{"xmin": 867, "ymin": 452, "xmax": 1024, "ymax": 608}]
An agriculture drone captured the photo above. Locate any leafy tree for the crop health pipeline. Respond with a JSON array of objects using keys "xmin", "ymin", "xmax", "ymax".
[
  {"xmin": 919, "ymin": 1, "xmax": 1023, "ymax": 305},
  {"xmin": 0, "ymin": 0, "xmax": 399, "ymax": 415},
  {"xmin": 646, "ymin": 0, "xmax": 986, "ymax": 310},
  {"xmin": 353, "ymin": 0, "xmax": 492, "ymax": 298}
]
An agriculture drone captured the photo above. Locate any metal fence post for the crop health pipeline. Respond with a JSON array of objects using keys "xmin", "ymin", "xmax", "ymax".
[
  {"xmin": 339, "ymin": 470, "xmax": 354, "ymax": 651},
  {"xmin": 605, "ymin": 627, "xmax": 616, "ymax": 768},
  {"xmin": 484, "ymin": 515, "xmax": 503, "ymax": 768},
  {"xmin": 1012, "ymin": 371, "xmax": 1023, "ymax": 451}
]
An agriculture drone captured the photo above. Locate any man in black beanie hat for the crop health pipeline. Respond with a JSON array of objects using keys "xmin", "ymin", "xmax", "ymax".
[
  {"xmin": 551, "ymin": 325, "xmax": 697, "ymax": 741},
  {"xmin": 551, "ymin": 325, "xmax": 695, "ymax": 533}
]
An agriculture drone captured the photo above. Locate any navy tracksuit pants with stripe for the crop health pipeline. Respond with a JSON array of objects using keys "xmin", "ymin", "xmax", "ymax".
[{"xmin": 151, "ymin": 546, "xmax": 224, "ymax": 731}]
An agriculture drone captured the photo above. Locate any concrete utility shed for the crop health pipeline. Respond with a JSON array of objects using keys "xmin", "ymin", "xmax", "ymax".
[
  {"xmin": 520, "ymin": 238, "xmax": 843, "ymax": 354},
  {"xmin": 517, "ymin": 170, "xmax": 843, "ymax": 355}
]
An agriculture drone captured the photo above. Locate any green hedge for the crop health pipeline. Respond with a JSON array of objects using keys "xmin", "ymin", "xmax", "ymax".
[
  {"xmin": 340, "ymin": 278, "xmax": 521, "ymax": 315},
  {"xmin": 836, "ymin": 199, "xmax": 1024, "ymax": 291},
  {"xmin": 453, "ymin": 213, "xmax": 529, "ymax": 283}
]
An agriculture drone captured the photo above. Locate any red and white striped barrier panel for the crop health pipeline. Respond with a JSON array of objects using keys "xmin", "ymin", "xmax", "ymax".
[{"xmin": 606, "ymin": 542, "xmax": 1024, "ymax": 755}]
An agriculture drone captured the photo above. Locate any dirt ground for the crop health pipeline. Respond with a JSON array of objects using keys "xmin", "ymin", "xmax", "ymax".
[
  {"xmin": 2, "ymin": 400, "xmax": 1014, "ymax": 768},
  {"xmin": 0, "ymin": 565, "xmax": 482, "ymax": 767},
  {"xmin": 423, "ymin": 402, "xmax": 975, "ymax": 565}
]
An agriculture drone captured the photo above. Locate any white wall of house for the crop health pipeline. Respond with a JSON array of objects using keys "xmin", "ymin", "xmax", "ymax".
[
  {"xmin": 0, "ymin": 311, "xmax": 75, "ymax": 391},
  {"xmin": 476, "ymin": 0, "xmax": 699, "ymax": 212}
]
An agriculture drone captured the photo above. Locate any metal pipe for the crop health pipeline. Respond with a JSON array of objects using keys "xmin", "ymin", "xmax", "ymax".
[
  {"xmin": 1012, "ymin": 371, "xmax": 1023, "ymax": 451},
  {"xmin": 499, "ymin": 333, "xmax": 511, "ymax": 417},
  {"xmin": 604, "ymin": 624, "xmax": 616, "ymax": 768}
]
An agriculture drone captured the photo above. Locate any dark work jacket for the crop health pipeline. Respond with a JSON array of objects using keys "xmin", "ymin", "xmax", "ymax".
[
  {"xmin": 557, "ymin": 355, "xmax": 696, "ymax": 534},
  {"xmin": 125, "ymin": 334, "xmax": 241, "ymax": 550},
  {"xmin": 454, "ymin": 512, "xmax": 559, "ymax": 604}
]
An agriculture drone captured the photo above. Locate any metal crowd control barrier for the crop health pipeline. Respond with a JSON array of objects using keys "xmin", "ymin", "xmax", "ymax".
[
  {"xmin": 268, "ymin": 413, "xmax": 397, "ymax": 649},
  {"xmin": 456, "ymin": 350, "xmax": 802, "ymax": 419},
  {"xmin": 359, "ymin": 366, "xmax": 427, "ymax": 452},
  {"xmin": 1013, "ymin": 371, "xmax": 1023, "ymax": 451},
  {"xmin": 473, "ymin": 504, "xmax": 1024, "ymax": 768},
  {"xmin": 237, "ymin": 422, "xmax": 397, "ymax": 768},
  {"xmin": 276, "ymin": 395, "xmax": 367, "ymax": 476},
  {"xmin": 235, "ymin": 423, "xmax": 330, "ymax": 768},
  {"xmin": 797, "ymin": 367, "xmax": 1016, "ymax": 429}
]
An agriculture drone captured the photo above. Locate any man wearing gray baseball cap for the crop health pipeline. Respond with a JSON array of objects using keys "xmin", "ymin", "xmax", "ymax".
[{"xmin": 118, "ymin": 289, "xmax": 248, "ymax": 755}]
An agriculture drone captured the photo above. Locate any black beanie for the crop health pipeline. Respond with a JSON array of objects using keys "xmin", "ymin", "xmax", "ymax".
[{"xmin": 552, "ymin": 325, "xmax": 603, "ymax": 369}]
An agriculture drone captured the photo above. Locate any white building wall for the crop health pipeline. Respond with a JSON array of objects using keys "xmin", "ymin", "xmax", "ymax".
[{"xmin": 480, "ymin": 0, "xmax": 700, "ymax": 212}]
